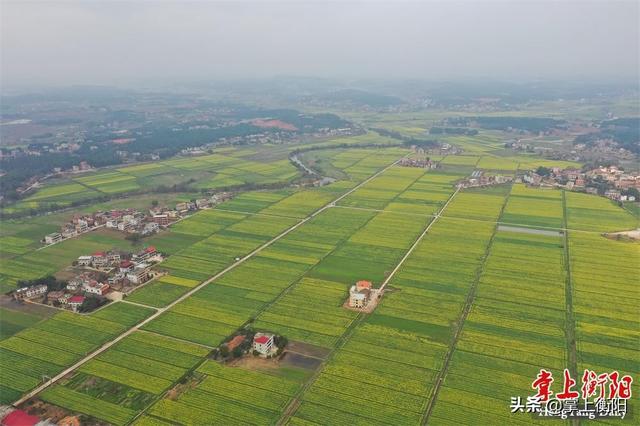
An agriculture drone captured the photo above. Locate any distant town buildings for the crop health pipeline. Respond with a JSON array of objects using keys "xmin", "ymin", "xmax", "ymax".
[{"xmin": 523, "ymin": 165, "xmax": 640, "ymax": 202}]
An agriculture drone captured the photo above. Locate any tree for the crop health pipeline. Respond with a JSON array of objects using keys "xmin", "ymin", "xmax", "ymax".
[
  {"xmin": 126, "ymin": 233, "xmax": 142, "ymax": 245},
  {"xmin": 80, "ymin": 296, "xmax": 105, "ymax": 313},
  {"xmin": 232, "ymin": 347, "xmax": 243, "ymax": 358},
  {"xmin": 535, "ymin": 166, "xmax": 552, "ymax": 177},
  {"xmin": 151, "ymin": 200, "xmax": 159, "ymax": 207},
  {"xmin": 219, "ymin": 345, "xmax": 229, "ymax": 358}
]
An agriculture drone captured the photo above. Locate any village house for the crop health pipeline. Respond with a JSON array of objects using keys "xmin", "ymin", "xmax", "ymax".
[
  {"xmin": 153, "ymin": 214, "xmax": 169, "ymax": 226},
  {"xmin": 66, "ymin": 278, "xmax": 82, "ymax": 291},
  {"xmin": 126, "ymin": 263, "xmax": 151, "ymax": 284},
  {"xmin": 13, "ymin": 284, "xmax": 47, "ymax": 300},
  {"xmin": 349, "ymin": 280, "xmax": 372, "ymax": 308},
  {"xmin": 75, "ymin": 219, "xmax": 89, "ymax": 233},
  {"xmin": 77, "ymin": 255, "xmax": 93, "ymax": 266},
  {"xmin": 252, "ymin": 333, "xmax": 275, "ymax": 356},
  {"xmin": 68, "ymin": 295, "xmax": 85, "ymax": 311},
  {"xmin": 119, "ymin": 260, "xmax": 134, "ymax": 273},
  {"xmin": 83, "ymin": 281, "xmax": 110, "ymax": 296},
  {"xmin": 57, "ymin": 293, "xmax": 71, "ymax": 305},
  {"xmin": 47, "ymin": 290, "xmax": 66, "ymax": 303},
  {"xmin": 91, "ymin": 252, "xmax": 109, "ymax": 268},
  {"xmin": 44, "ymin": 232, "xmax": 63, "ymax": 244},
  {"xmin": 107, "ymin": 252, "xmax": 121, "ymax": 265},
  {"xmin": 195, "ymin": 198, "xmax": 210, "ymax": 209},
  {"xmin": 61, "ymin": 228, "xmax": 77, "ymax": 239},
  {"xmin": 134, "ymin": 246, "xmax": 158, "ymax": 262},
  {"xmin": 605, "ymin": 189, "xmax": 621, "ymax": 201}
]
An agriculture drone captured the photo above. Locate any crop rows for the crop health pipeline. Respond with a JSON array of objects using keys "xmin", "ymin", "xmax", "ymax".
[
  {"xmin": 39, "ymin": 331, "xmax": 210, "ymax": 425},
  {"xmin": 566, "ymin": 193, "xmax": 639, "ymax": 423},
  {"xmin": 144, "ymin": 360, "xmax": 305, "ymax": 425},
  {"xmin": 289, "ymin": 188, "xmax": 507, "ymax": 424},
  {"xmin": 0, "ymin": 304, "xmax": 153, "ymax": 404},
  {"xmin": 430, "ymin": 230, "xmax": 567, "ymax": 424}
]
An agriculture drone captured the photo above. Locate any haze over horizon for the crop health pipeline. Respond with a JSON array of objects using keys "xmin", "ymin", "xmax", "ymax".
[{"xmin": 1, "ymin": 0, "xmax": 639, "ymax": 89}]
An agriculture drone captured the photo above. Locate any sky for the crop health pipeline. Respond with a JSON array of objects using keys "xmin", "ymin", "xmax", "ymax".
[{"xmin": 1, "ymin": 0, "xmax": 638, "ymax": 88}]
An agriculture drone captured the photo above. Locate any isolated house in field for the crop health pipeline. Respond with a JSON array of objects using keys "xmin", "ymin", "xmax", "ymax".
[
  {"xmin": 349, "ymin": 280, "xmax": 372, "ymax": 308},
  {"xmin": 252, "ymin": 333, "xmax": 275, "ymax": 356}
]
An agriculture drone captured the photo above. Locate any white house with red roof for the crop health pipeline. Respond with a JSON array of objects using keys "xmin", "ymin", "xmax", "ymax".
[
  {"xmin": 68, "ymin": 295, "xmax": 85, "ymax": 311},
  {"xmin": 252, "ymin": 333, "xmax": 275, "ymax": 356},
  {"xmin": 349, "ymin": 280, "xmax": 372, "ymax": 308}
]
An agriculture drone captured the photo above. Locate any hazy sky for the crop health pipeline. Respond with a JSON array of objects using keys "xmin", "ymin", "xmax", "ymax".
[{"xmin": 1, "ymin": 0, "xmax": 638, "ymax": 88}]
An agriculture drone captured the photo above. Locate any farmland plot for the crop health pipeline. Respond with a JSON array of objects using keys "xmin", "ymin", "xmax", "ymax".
[
  {"xmin": 565, "ymin": 191, "xmax": 637, "ymax": 232},
  {"xmin": 430, "ymin": 230, "xmax": 568, "ymax": 425},
  {"xmin": 143, "ymin": 360, "xmax": 304, "ymax": 425},
  {"xmin": 337, "ymin": 166, "xmax": 426, "ymax": 209},
  {"xmin": 0, "ymin": 304, "xmax": 152, "ymax": 404},
  {"xmin": 290, "ymin": 190, "xmax": 507, "ymax": 425},
  {"xmin": 502, "ymin": 184, "xmax": 564, "ymax": 229},
  {"xmin": 145, "ymin": 208, "xmax": 374, "ymax": 347},
  {"xmin": 384, "ymin": 170, "xmax": 464, "ymax": 216},
  {"xmin": 39, "ymin": 331, "xmax": 209, "ymax": 425},
  {"xmin": 568, "ymin": 232, "xmax": 639, "ymax": 421}
]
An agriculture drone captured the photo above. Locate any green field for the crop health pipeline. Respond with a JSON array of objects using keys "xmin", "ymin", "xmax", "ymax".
[{"xmin": 1, "ymin": 129, "xmax": 637, "ymax": 424}]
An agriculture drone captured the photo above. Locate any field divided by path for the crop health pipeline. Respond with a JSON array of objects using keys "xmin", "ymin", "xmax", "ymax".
[
  {"xmin": 3, "ymin": 150, "xmax": 408, "ymax": 420},
  {"xmin": 564, "ymin": 192, "xmax": 639, "ymax": 425},
  {"xmin": 134, "ymin": 166, "xmax": 467, "ymax": 424},
  {"xmin": 285, "ymin": 183, "xmax": 508, "ymax": 425},
  {"xmin": 0, "ymin": 303, "xmax": 155, "ymax": 405}
]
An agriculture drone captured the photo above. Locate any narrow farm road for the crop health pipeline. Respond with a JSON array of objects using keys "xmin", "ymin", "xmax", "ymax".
[
  {"xmin": 421, "ymin": 183, "xmax": 513, "ymax": 424},
  {"xmin": 12, "ymin": 155, "xmax": 406, "ymax": 407},
  {"xmin": 277, "ymin": 185, "xmax": 462, "ymax": 425}
]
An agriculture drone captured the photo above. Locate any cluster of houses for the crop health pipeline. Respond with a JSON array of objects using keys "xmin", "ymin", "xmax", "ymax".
[
  {"xmin": 411, "ymin": 143, "xmax": 463, "ymax": 156},
  {"xmin": 457, "ymin": 171, "xmax": 513, "ymax": 189},
  {"xmin": 522, "ymin": 165, "xmax": 639, "ymax": 201},
  {"xmin": 76, "ymin": 246, "xmax": 162, "ymax": 288},
  {"xmin": 13, "ymin": 280, "xmax": 94, "ymax": 312},
  {"xmin": 103, "ymin": 209, "xmax": 163, "ymax": 235},
  {"xmin": 13, "ymin": 246, "xmax": 163, "ymax": 312},
  {"xmin": 42, "ymin": 193, "xmax": 233, "ymax": 246},
  {"xmin": 399, "ymin": 157, "xmax": 437, "ymax": 169},
  {"xmin": 42, "ymin": 208, "xmax": 151, "ymax": 245}
]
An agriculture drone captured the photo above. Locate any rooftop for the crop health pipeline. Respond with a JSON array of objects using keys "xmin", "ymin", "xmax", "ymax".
[
  {"xmin": 254, "ymin": 334, "xmax": 272, "ymax": 344},
  {"xmin": 2, "ymin": 410, "xmax": 40, "ymax": 426}
]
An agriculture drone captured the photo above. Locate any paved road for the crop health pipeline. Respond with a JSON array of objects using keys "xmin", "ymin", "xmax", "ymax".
[{"xmin": 12, "ymin": 156, "xmax": 405, "ymax": 407}]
